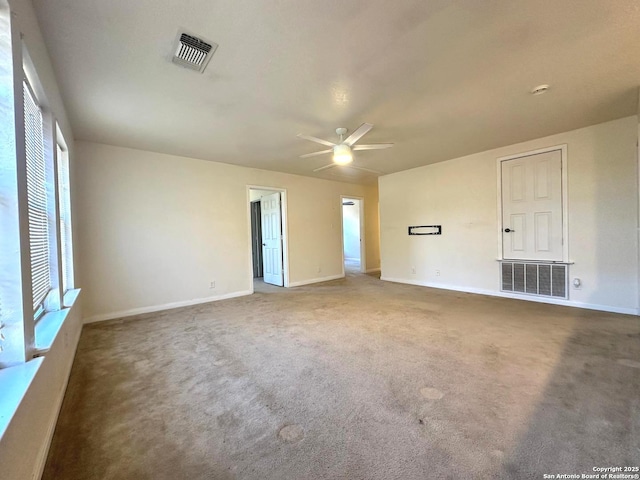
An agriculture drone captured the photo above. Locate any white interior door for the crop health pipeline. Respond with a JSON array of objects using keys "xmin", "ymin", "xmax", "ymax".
[
  {"xmin": 501, "ymin": 150, "xmax": 563, "ymax": 261},
  {"xmin": 260, "ymin": 192, "xmax": 283, "ymax": 286}
]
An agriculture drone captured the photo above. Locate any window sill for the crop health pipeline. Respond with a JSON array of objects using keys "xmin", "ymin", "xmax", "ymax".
[
  {"xmin": 63, "ymin": 288, "xmax": 80, "ymax": 309},
  {"xmin": 34, "ymin": 288, "xmax": 81, "ymax": 353},
  {"xmin": 0, "ymin": 289, "xmax": 80, "ymax": 443},
  {"xmin": 0, "ymin": 357, "xmax": 43, "ymax": 441}
]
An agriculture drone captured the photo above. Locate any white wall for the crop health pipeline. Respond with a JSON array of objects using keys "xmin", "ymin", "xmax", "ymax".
[
  {"xmin": 76, "ymin": 141, "xmax": 381, "ymax": 322},
  {"xmin": 364, "ymin": 184, "xmax": 380, "ymax": 272},
  {"xmin": 0, "ymin": 1, "xmax": 83, "ymax": 479},
  {"xmin": 380, "ymin": 116, "xmax": 639, "ymax": 314},
  {"xmin": 342, "ymin": 199, "xmax": 361, "ymax": 261}
]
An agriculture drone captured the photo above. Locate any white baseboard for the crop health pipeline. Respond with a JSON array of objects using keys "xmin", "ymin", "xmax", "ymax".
[
  {"xmin": 289, "ymin": 274, "xmax": 344, "ymax": 287},
  {"xmin": 83, "ymin": 290, "xmax": 253, "ymax": 324},
  {"xmin": 366, "ymin": 268, "xmax": 381, "ymax": 273},
  {"xmin": 380, "ymin": 277, "xmax": 639, "ymax": 316}
]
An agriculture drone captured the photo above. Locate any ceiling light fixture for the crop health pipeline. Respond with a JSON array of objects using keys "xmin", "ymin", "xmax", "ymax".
[
  {"xmin": 531, "ymin": 84, "xmax": 550, "ymax": 95},
  {"xmin": 333, "ymin": 144, "xmax": 353, "ymax": 165}
]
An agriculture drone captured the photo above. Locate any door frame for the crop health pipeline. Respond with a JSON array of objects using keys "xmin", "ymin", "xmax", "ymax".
[
  {"xmin": 496, "ymin": 144, "xmax": 569, "ymax": 262},
  {"xmin": 246, "ymin": 185, "xmax": 290, "ymax": 290},
  {"xmin": 340, "ymin": 195, "xmax": 366, "ymax": 274}
]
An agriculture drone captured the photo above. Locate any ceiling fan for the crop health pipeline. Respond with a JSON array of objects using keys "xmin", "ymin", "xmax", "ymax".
[{"xmin": 297, "ymin": 123, "xmax": 393, "ymax": 174}]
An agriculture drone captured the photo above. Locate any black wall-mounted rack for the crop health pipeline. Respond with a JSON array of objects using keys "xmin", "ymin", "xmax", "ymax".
[{"xmin": 408, "ymin": 225, "xmax": 442, "ymax": 236}]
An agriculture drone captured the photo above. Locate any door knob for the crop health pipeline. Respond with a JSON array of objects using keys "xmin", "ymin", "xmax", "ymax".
[
  {"xmin": 262, "ymin": 243, "xmax": 266, "ymax": 246},
  {"xmin": 504, "ymin": 228, "xmax": 514, "ymax": 233}
]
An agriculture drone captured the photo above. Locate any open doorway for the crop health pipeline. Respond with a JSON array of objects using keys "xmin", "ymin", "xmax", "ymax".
[
  {"xmin": 248, "ymin": 186, "xmax": 289, "ymax": 290},
  {"xmin": 341, "ymin": 196, "xmax": 365, "ymax": 274}
]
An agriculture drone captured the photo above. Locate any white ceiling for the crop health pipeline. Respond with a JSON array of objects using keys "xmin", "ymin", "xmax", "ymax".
[{"xmin": 32, "ymin": 0, "xmax": 640, "ymax": 184}]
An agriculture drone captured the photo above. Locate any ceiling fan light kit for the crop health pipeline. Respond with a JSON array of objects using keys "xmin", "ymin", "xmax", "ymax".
[
  {"xmin": 297, "ymin": 123, "xmax": 393, "ymax": 174},
  {"xmin": 333, "ymin": 144, "xmax": 353, "ymax": 165}
]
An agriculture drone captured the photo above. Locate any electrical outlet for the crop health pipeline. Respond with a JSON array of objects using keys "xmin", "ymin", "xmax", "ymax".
[
  {"xmin": 411, "ymin": 266, "xmax": 416, "ymax": 274},
  {"xmin": 435, "ymin": 270, "xmax": 441, "ymax": 276},
  {"xmin": 209, "ymin": 281, "xmax": 216, "ymax": 289}
]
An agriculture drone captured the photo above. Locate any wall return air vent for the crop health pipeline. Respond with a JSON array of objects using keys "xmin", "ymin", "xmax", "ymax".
[
  {"xmin": 172, "ymin": 32, "xmax": 218, "ymax": 73},
  {"xmin": 501, "ymin": 261, "xmax": 568, "ymax": 299}
]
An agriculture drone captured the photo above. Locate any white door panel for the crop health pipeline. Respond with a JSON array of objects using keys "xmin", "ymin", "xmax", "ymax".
[
  {"xmin": 260, "ymin": 192, "xmax": 283, "ymax": 286},
  {"xmin": 510, "ymin": 214, "xmax": 526, "ymax": 252},
  {"xmin": 534, "ymin": 212, "xmax": 551, "ymax": 252},
  {"xmin": 502, "ymin": 150, "xmax": 563, "ymax": 261}
]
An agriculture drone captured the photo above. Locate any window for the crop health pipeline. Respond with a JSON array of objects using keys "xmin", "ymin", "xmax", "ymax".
[
  {"xmin": 0, "ymin": 27, "xmax": 78, "ymax": 369},
  {"xmin": 57, "ymin": 139, "xmax": 74, "ymax": 294},
  {"xmin": 23, "ymin": 79, "xmax": 51, "ymax": 316}
]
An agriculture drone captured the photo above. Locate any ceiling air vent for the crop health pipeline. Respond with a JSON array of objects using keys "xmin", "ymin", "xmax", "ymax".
[{"xmin": 172, "ymin": 32, "xmax": 218, "ymax": 73}]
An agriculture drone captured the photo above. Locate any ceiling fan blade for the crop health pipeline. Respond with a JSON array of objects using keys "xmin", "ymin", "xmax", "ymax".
[
  {"xmin": 297, "ymin": 134, "xmax": 336, "ymax": 147},
  {"xmin": 313, "ymin": 164, "xmax": 337, "ymax": 172},
  {"xmin": 352, "ymin": 143, "xmax": 394, "ymax": 151},
  {"xmin": 343, "ymin": 123, "xmax": 373, "ymax": 146},
  {"xmin": 300, "ymin": 149, "xmax": 332, "ymax": 158},
  {"xmin": 346, "ymin": 165, "xmax": 384, "ymax": 175}
]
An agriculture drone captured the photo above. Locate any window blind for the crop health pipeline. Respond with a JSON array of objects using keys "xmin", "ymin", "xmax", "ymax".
[
  {"xmin": 23, "ymin": 80, "xmax": 51, "ymax": 311},
  {"xmin": 57, "ymin": 144, "xmax": 73, "ymax": 292}
]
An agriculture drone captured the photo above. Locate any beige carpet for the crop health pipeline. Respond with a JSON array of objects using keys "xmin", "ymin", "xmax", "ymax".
[{"xmin": 43, "ymin": 273, "xmax": 640, "ymax": 479}]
